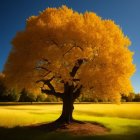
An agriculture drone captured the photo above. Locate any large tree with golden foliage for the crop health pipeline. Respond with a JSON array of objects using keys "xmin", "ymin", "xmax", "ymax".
[{"xmin": 4, "ymin": 6, "xmax": 135, "ymax": 123}]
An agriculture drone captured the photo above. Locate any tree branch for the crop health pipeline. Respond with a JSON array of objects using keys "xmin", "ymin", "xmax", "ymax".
[
  {"xmin": 63, "ymin": 46, "xmax": 75, "ymax": 57},
  {"xmin": 41, "ymin": 71, "xmax": 51, "ymax": 78},
  {"xmin": 73, "ymin": 85, "xmax": 83, "ymax": 99},
  {"xmin": 37, "ymin": 77, "xmax": 63, "ymax": 98},
  {"xmin": 36, "ymin": 66, "xmax": 50, "ymax": 72},
  {"xmin": 70, "ymin": 59, "xmax": 84, "ymax": 77},
  {"xmin": 41, "ymin": 58, "xmax": 51, "ymax": 65},
  {"xmin": 36, "ymin": 76, "xmax": 54, "ymax": 90},
  {"xmin": 63, "ymin": 42, "xmax": 83, "ymax": 57},
  {"xmin": 41, "ymin": 88, "xmax": 63, "ymax": 98},
  {"xmin": 73, "ymin": 78, "xmax": 80, "ymax": 82},
  {"xmin": 50, "ymin": 40, "xmax": 59, "ymax": 47}
]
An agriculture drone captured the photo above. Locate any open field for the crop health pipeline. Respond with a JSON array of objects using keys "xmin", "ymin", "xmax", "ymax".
[{"xmin": 0, "ymin": 103, "xmax": 140, "ymax": 140}]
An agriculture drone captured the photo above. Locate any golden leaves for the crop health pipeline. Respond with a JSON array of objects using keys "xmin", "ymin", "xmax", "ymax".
[{"xmin": 4, "ymin": 6, "xmax": 135, "ymax": 100}]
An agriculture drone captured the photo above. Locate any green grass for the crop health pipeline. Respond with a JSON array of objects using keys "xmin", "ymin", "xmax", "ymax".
[{"xmin": 0, "ymin": 103, "xmax": 140, "ymax": 140}]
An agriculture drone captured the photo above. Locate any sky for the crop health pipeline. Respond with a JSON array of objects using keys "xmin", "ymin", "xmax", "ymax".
[{"xmin": 0, "ymin": 0, "xmax": 140, "ymax": 93}]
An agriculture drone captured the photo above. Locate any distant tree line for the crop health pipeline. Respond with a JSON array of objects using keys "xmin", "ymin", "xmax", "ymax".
[
  {"xmin": 0, "ymin": 87, "xmax": 47, "ymax": 102},
  {"xmin": 121, "ymin": 92, "xmax": 140, "ymax": 102},
  {"xmin": 77, "ymin": 92, "xmax": 140, "ymax": 102},
  {"xmin": 0, "ymin": 74, "xmax": 140, "ymax": 102}
]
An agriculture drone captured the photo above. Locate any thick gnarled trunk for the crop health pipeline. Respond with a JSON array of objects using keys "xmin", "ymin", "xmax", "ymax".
[
  {"xmin": 56, "ymin": 91, "xmax": 74, "ymax": 123},
  {"xmin": 55, "ymin": 82, "xmax": 82, "ymax": 124},
  {"xmin": 41, "ymin": 79, "xmax": 82, "ymax": 124}
]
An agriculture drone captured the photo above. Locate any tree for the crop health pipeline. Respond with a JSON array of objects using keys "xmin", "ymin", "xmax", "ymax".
[
  {"xmin": 0, "ymin": 73, "xmax": 20, "ymax": 102},
  {"xmin": 134, "ymin": 93, "xmax": 140, "ymax": 102},
  {"xmin": 36, "ymin": 93, "xmax": 47, "ymax": 102},
  {"xmin": 4, "ymin": 6, "xmax": 135, "ymax": 123},
  {"xmin": 6, "ymin": 88, "xmax": 20, "ymax": 102},
  {"xmin": 19, "ymin": 88, "xmax": 36, "ymax": 102},
  {"xmin": 0, "ymin": 73, "xmax": 5, "ymax": 93},
  {"xmin": 121, "ymin": 92, "xmax": 135, "ymax": 102},
  {"xmin": 0, "ymin": 73, "xmax": 7, "ymax": 101}
]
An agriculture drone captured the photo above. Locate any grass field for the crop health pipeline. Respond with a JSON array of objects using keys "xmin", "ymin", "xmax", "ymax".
[{"xmin": 0, "ymin": 103, "xmax": 140, "ymax": 140}]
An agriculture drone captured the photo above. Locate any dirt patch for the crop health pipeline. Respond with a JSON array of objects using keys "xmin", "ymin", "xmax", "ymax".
[
  {"xmin": 31, "ymin": 121, "xmax": 110, "ymax": 136},
  {"xmin": 55, "ymin": 122, "xmax": 110, "ymax": 136}
]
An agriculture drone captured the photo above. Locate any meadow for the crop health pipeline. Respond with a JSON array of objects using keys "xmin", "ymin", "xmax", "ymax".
[{"xmin": 0, "ymin": 103, "xmax": 140, "ymax": 140}]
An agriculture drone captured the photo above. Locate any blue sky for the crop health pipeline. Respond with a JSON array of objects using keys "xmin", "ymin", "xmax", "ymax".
[{"xmin": 0, "ymin": 0, "xmax": 140, "ymax": 93}]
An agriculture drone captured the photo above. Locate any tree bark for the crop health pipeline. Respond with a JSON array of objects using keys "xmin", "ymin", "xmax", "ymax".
[
  {"xmin": 56, "ymin": 91, "xmax": 74, "ymax": 123},
  {"xmin": 54, "ymin": 81, "xmax": 84, "ymax": 124}
]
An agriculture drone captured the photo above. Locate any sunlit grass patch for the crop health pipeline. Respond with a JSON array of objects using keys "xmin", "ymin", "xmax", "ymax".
[
  {"xmin": 0, "ymin": 105, "xmax": 61, "ymax": 127},
  {"xmin": 74, "ymin": 104, "xmax": 140, "ymax": 119},
  {"xmin": 0, "ymin": 103, "xmax": 140, "ymax": 135}
]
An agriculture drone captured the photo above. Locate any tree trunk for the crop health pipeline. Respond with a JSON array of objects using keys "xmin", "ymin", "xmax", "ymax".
[
  {"xmin": 54, "ymin": 82, "xmax": 82, "ymax": 124},
  {"xmin": 56, "ymin": 91, "xmax": 74, "ymax": 123}
]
